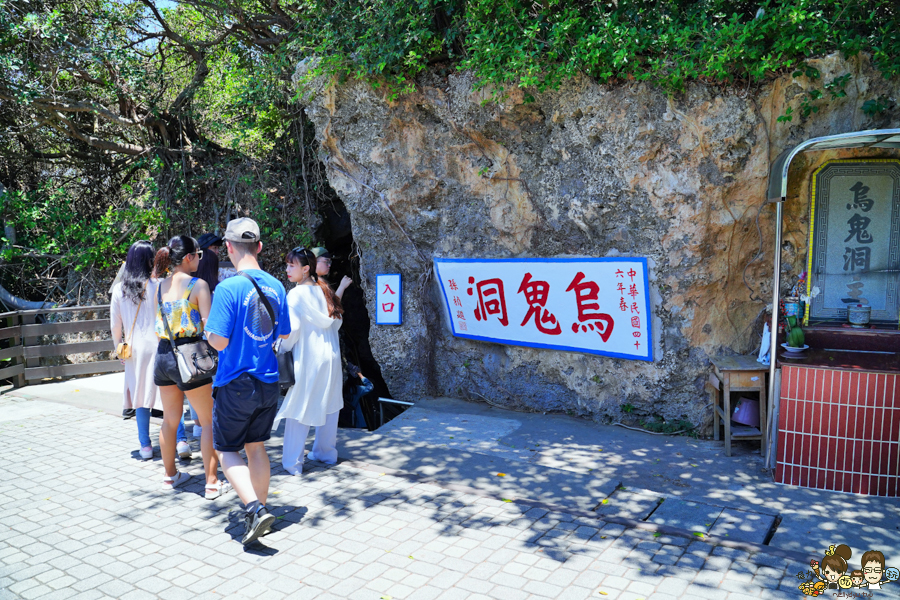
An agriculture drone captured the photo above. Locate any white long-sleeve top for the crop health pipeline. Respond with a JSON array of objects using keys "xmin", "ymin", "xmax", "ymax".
[{"xmin": 274, "ymin": 284, "xmax": 343, "ymax": 426}]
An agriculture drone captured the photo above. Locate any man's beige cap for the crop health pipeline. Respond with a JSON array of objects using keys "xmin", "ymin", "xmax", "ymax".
[{"xmin": 223, "ymin": 217, "xmax": 260, "ymax": 242}]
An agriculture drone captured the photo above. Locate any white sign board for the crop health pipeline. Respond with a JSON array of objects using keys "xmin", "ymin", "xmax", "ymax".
[
  {"xmin": 434, "ymin": 258, "xmax": 652, "ymax": 361},
  {"xmin": 376, "ymin": 274, "xmax": 402, "ymax": 325}
]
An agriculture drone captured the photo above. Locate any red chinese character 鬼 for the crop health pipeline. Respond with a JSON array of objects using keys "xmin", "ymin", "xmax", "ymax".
[
  {"xmin": 565, "ymin": 272, "xmax": 614, "ymax": 342},
  {"xmin": 516, "ymin": 273, "xmax": 561, "ymax": 335},
  {"xmin": 467, "ymin": 277, "xmax": 509, "ymax": 326}
]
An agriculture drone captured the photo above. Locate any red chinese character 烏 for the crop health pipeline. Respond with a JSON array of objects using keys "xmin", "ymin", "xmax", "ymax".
[
  {"xmin": 565, "ymin": 272, "xmax": 614, "ymax": 342},
  {"xmin": 382, "ymin": 302, "xmax": 395, "ymax": 313},
  {"xmin": 383, "ymin": 284, "xmax": 396, "ymax": 295},
  {"xmin": 516, "ymin": 273, "xmax": 561, "ymax": 335},
  {"xmin": 467, "ymin": 277, "xmax": 509, "ymax": 326}
]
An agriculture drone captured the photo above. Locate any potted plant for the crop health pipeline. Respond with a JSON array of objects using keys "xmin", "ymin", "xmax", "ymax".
[{"xmin": 782, "ymin": 315, "xmax": 807, "ymax": 353}]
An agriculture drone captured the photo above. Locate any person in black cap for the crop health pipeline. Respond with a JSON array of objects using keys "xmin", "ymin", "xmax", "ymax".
[
  {"xmin": 311, "ymin": 247, "xmax": 352, "ymax": 299},
  {"xmin": 197, "ymin": 233, "xmax": 223, "ymax": 255},
  {"xmin": 195, "ymin": 233, "xmax": 221, "ymax": 294}
]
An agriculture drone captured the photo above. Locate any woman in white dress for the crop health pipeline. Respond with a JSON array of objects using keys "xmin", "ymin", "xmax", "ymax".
[
  {"xmin": 276, "ymin": 247, "xmax": 344, "ymax": 475},
  {"xmin": 110, "ymin": 241, "xmax": 191, "ymax": 460}
]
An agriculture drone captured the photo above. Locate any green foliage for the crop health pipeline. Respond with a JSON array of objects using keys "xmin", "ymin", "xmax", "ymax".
[
  {"xmin": 291, "ymin": 0, "xmax": 900, "ymax": 96},
  {"xmin": 640, "ymin": 417, "xmax": 697, "ymax": 437},
  {"xmin": 862, "ymin": 95, "xmax": 890, "ymax": 116},
  {"xmin": 0, "ymin": 184, "xmax": 166, "ymax": 272},
  {"xmin": 620, "ymin": 403, "xmax": 635, "ymax": 413}
]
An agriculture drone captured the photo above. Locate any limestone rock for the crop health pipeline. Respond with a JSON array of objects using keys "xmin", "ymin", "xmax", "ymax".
[{"xmin": 302, "ymin": 53, "xmax": 900, "ymax": 430}]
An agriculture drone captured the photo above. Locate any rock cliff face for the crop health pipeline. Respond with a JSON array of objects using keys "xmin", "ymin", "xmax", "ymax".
[{"xmin": 298, "ymin": 54, "xmax": 900, "ymax": 429}]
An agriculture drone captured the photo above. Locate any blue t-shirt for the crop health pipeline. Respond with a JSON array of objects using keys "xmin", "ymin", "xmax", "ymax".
[{"xmin": 205, "ymin": 269, "xmax": 290, "ymax": 387}]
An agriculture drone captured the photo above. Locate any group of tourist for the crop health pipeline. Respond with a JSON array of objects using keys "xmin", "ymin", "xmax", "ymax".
[{"xmin": 109, "ymin": 217, "xmax": 354, "ymax": 545}]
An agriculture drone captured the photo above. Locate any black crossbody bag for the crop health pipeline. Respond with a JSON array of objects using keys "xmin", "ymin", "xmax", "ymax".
[
  {"xmin": 239, "ymin": 272, "xmax": 295, "ymax": 388},
  {"xmin": 158, "ymin": 283, "xmax": 218, "ymax": 384}
]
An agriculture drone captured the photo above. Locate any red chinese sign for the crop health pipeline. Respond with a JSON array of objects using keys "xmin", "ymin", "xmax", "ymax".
[{"xmin": 435, "ymin": 258, "xmax": 652, "ymax": 361}]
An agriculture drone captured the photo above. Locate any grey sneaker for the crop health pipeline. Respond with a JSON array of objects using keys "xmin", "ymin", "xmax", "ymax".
[{"xmin": 241, "ymin": 507, "xmax": 275, "ymax": 546}]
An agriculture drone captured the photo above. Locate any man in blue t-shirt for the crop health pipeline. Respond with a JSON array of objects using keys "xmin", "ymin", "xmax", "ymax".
[{"xmin": 206, "ymin": 217, "xmax": 290, "ymax": 546}]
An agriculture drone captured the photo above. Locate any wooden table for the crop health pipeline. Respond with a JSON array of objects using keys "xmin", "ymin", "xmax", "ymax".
[{"xmin": 708, "ymin": 355, "xmax": 767, "ymax": 457}]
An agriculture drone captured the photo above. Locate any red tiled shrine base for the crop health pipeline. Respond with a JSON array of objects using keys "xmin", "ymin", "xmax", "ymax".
[{"xmin": 776, "ymin": 366, "xmax": 900, "ymax": 496}]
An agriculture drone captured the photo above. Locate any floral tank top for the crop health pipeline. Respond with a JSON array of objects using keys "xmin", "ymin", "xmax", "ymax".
[{"xmin": 156, "ymin": 277, "xmax": 203, "ymax": 340}]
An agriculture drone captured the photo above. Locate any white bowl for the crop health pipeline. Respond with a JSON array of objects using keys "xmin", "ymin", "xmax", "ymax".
[{"xmin": 781, "ymin": 343, "xmax": 809, "ymax": 353}]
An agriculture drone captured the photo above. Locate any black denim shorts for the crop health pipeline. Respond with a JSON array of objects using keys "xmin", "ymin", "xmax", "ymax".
[
  {"xmin": 154, "ymin": 338, "xmax": 214, "ymax": 392},
  {"xmin": 212, "ymin": 373, "xmax": 279, "ymax": 452}
]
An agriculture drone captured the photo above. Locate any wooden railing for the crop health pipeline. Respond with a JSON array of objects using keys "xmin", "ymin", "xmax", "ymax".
[{"xmin": 0, "ymin": 306, "xmax": 121, "ymax": 388}]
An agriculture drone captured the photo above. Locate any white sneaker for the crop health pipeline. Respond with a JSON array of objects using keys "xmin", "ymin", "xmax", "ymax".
[
  {"xmin": 176, "ymin": 441, "xmax": 192, "ymax": 459},
  {"xmin": 139, "ymin": 446, "xmax": 153, "ymax": 460}
]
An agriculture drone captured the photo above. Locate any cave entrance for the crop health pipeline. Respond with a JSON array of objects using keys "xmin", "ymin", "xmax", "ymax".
[{"xmin": 315, "ymin": 197, "xmax": 407, "ymax": 430}]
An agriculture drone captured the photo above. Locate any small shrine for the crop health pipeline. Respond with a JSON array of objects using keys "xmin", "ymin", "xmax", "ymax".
[{"xmin": 765, "ymin": 130, "xmax": 900, "ymax": 497}]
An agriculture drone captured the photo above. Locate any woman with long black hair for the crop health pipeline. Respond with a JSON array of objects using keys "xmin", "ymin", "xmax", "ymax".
[
  {"xmin": 275, "ymin": 247, "xmax": 344, "ymax": 475},
  {"xmin": 110, "ymin": 241, "xmax": 190, "ymax": 460},
  {"xmin": 153, "ymin": 235, "xmax": 227, "ymax": 497}
]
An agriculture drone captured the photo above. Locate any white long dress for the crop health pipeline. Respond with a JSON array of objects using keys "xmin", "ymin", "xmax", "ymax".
[
  {"xmin": 109, "ymin": 281, "xmax": 161, "ymax": 411},
  {"xmin": 275, "ymin": 284, "xmax": 343, "ymax": 426}
]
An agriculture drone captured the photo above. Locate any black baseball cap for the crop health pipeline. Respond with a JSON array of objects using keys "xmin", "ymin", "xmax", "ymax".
[{"xmin": 197, "ymin": 233, "xmax": 223, "ymax": 249}]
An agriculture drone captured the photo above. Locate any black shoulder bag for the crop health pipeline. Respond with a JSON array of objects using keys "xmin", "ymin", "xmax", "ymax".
[
  {"xmin": 239, "ymin": 272, "xmax": 295, "ymax": 388},
  {"xmin": 158, "ymin": 283, "xmax": 218, "ymax": 384}
]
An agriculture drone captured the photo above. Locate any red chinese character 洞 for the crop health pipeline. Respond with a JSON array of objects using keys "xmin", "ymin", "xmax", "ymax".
[
  {"xmin": 453, "ymin": 296, "xmax": 463, "ymax": 307},
  {"xmin": 565, "ymin": 272, "xmax": 614, "ymax": 342},
  {"xmin": 628, "ymin": 284, "xmax": 639, "ymax": 299},
  {"xmin": 631, "ymin": 316, "xmax": 640, "ymax": 328},
  {"xmin": 448, "ymin": 279, "xmax": 458, "ymax": 291},
  {"xmin": 382, "ymin": 302, "xmax": 395, "ymax": 313},
  {"xmin": 383, "ymin": 284, "xmax": 396, "ymax": 295},
  {"xmin": 516, "ymin": 273, "xmax": 561, "ymax": 336},
  {"xmin": 467, "ymin": 277, "xmax": 509, "ymax": 326}
]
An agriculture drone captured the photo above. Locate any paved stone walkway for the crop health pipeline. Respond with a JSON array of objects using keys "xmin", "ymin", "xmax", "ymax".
[{"xmin": 0, "ymin": 395, "xmax": 893, "ymax": 600}]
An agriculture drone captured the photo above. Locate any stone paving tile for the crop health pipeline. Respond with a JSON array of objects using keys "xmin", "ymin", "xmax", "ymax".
[{"xmin": 0, "ymin": 396, "xmax": 817, "ymax": 600}]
